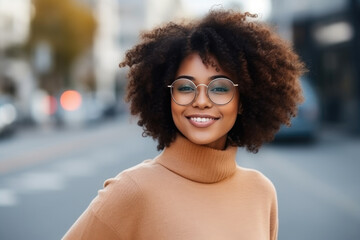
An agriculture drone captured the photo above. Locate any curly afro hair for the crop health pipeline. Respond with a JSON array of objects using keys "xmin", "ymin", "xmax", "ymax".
[{"xmin": 119, "ymin": 9, "xmax": 305, "ymax": 153}]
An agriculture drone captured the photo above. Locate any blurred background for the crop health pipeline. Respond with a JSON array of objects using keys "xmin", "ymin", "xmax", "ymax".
[{"xmin": 0, "ymin": 0, "xmax": 359, "ymax": 239}]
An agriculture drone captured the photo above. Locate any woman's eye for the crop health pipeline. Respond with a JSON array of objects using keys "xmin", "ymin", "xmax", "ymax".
[
  {"xmin": 210, "ymin": 87, "xmax": 229, "ymax": 93},
  {"xmin": 177, "ymin": 86, "xmax": 195, "ymax": 92}
]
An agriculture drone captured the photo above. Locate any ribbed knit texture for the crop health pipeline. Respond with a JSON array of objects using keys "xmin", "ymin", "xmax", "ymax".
[
  {"xmin": 63, "ymin": 135, "xmax": 278, "ymax": 240},
  {"xmin": 156, "ymin": 135, "xmax": 237, "ymax": 183}
]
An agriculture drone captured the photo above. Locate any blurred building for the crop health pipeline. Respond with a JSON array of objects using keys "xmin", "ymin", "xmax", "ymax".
[
  {"xmin": 80, "ymin": 0, "xmax": 185, "ymax": 110},
  {"xmin": 0, "ymin": 0, "xmax": 31, "ymax": 49},
  {"xmin": 271, "ymin": 0, "xmax": 347, "ymax": 40},
  {"xmin": 91, "ymin": 0, "xmax": 124, "ymax": 107},
  {"xmin": 0, "ymin": 0, "xmax": 36, "ymax": 122},
  {"xmin": 289, "ymin": 0, "xmax": 360, "ymax": 133},
  {"xmin": 145, "ymin": 0, "xmax": 186, "ymax": 29}
]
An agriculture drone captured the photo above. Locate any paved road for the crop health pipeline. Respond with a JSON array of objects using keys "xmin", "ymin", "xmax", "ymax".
[{"xmin": 0, "ymin": 116, "xmax": 359, "ymax": 240}]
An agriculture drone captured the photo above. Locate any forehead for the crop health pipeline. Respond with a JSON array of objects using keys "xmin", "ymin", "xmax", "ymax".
[{"xmin": 176, "ymin": 53, "xmax": 229, "ymax": 78}]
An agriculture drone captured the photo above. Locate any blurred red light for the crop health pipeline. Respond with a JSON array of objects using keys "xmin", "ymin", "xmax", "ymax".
[
  {"xmin": 46, "ymin": 96, "xmax": 57, "ymax": 115},
  {"xmin": 60, "ymin": 90, "xmax": 82, "ymax": 111}
]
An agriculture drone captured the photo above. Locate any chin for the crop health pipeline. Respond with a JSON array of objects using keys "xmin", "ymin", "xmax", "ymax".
[{"xmin": 182, "ymin": 133, "xmax": 226, "ymax": 149}]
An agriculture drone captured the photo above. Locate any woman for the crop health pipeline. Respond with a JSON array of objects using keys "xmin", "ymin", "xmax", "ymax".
[{"xmin": 63, "ymin": 9, "xmax": 304, "ymax": 240}]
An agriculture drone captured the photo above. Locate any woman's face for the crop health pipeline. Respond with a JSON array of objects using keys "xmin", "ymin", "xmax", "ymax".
[{"xmin": 171, "ymin": 53, "xmax": 239, "ymax": 150}]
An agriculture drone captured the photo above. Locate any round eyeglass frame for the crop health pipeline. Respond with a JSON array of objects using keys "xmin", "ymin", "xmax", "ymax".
[{"xmin": 167, "ymin": 78, "xmax": 239, "ymax": 106}]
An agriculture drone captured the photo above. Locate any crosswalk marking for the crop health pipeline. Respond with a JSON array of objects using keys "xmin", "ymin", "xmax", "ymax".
[{"xmin": 0, "ymin": 158, "xmax": 97, "ymax": 207}]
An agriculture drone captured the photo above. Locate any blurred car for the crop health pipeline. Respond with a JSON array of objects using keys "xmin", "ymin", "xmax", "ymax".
[
  {"xmin": 275, "ymin": 77, "xmax": 320, "ymax": 142},
  {"xmin": 54, "ymin": 90, "xmax": 105, "ymax": 127},
  {"xmin": 29, "ymin": 89, "xmax": 111, "ymax": 127},
  {"xmin": 0, "ymin": 96, "xmax": 18, "ymax": 136}
]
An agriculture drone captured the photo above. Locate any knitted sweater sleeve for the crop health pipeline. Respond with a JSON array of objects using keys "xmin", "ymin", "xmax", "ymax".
[{"xmin": 62, "ymin": 172, "xmax": 144, "ymax": 240}]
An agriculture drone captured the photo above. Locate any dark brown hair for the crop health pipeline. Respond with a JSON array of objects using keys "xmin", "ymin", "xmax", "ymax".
[{"xmin": 120, "ymin": 9, "xmax": 305, "ymax": 153}]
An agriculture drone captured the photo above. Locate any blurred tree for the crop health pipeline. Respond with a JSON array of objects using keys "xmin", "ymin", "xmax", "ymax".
[{"xmin": 27, "ymin": 0, "xmax": 96, "ymax": 94}]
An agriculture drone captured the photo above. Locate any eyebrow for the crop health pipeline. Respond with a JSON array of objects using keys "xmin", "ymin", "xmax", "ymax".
[
  {"xmin": 175, "ymin": 75, "xmax": 195, "ymax": 80},
  {"xmin": 209, "ymin": 75, "xmax": 231, "ymax": 80},
  {"xmin": 175, "ymin": 75, "xmax": 232, "ymax": 81}
]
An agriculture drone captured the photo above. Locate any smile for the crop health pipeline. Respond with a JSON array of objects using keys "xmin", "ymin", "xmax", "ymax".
[
  {"xmin": 190, "ymin": 117, "xmax": 216, "ymax": 123},
  {"xmin": 186, "ymin": 115, "xmax": 219, "ymax": 128}
]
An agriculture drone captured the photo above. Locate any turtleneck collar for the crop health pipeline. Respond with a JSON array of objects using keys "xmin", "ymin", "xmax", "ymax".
[{"xmin": 155, "ymin": 135, "xmax": 238, "ymax": 184}]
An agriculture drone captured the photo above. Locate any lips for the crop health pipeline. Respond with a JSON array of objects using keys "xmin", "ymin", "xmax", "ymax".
[{"xmin": 186, "ymin": 114, "xmax": 219, "ymax": 128}]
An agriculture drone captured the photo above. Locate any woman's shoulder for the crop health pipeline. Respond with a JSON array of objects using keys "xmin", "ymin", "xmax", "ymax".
[
  {"xmin": 112, "ymin": 158, "xmax": 163, "ymax": 183},
  {"xmin": 103, "ymin": 159, "xmax": 161, "ymax": 193},
  {"xmin": 235, "ymin": 166, "xmax": 277, "ymax": 195},
  {"xmin": 67, "ymin": 160, "xmax": 160, "ymax": 239},
  {"xmin": 89, "ymin": 159, "xmax": 161, "ymax": 219}
]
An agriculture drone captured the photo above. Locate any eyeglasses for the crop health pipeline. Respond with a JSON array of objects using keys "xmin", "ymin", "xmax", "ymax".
[{"xmin": 168, "ymin": 78, "xmax": 238, "ymax": 106}]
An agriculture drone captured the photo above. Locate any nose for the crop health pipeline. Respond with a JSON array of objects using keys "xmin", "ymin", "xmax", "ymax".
[{"xmin": 191, "ymin": 85, "xmax": 212, "ymax": 109}]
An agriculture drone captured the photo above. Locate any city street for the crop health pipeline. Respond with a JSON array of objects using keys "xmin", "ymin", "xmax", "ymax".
[{"xmin": 0, "ymin": 116, "xmax": 359, "ymax": 240}]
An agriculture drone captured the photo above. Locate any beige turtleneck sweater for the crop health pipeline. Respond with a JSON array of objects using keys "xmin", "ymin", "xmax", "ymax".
[{"xmin": 63, "ymin": 135, "xmax": 278, "ymax": 240}]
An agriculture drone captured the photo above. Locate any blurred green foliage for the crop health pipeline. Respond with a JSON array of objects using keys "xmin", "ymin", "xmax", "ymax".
[{"xmin": 27, "ymin": 0, "xmax": 97, "ymax": 93}]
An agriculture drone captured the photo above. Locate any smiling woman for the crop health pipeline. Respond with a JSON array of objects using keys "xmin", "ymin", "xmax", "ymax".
[
  {"xmin": 170, "ymin": 53, "xmax": 239, "ymax": 150},
  {"xmin": 63, "ymin": 9, "xmax": 304, "ymax": 240}
]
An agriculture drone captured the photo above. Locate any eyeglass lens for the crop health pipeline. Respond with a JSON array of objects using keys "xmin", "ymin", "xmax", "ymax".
[{"xmin": 170, "ymin": 78, "xmax": 236, "ymax": 105}]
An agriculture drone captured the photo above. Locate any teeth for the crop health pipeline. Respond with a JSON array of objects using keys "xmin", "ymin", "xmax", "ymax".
[{"xmin": 190, "ymin": 117, "xmax": 215, "ymax": 123}]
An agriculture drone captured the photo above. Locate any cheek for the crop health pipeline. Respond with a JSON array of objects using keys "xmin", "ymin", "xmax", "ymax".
[
  {"xmin": 224, "ymin": 106, "xmax": 238, "ymax": 125},
  {"xmin": 224, "ymin": 97, "xmax": 239, "ymax": 125},
  {"xmin": 171, "ymin": 101, "xmax": 177, "ymax": 117},
  {"xmin": 171, "ymin": 101, "xmax": 183, "ymax": 125}
]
